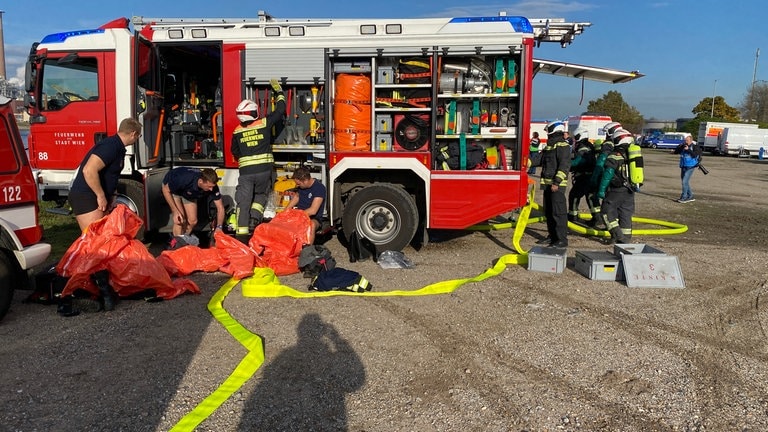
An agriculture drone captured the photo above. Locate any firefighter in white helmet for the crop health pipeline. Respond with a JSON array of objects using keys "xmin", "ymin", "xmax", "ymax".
[
  {"xmin": 568, "ymin": 127, "xmax": 598, "ymax": 227},
  {"xmin": 537, "ymin": 120, "xmax": 571, "ymax": 248},
  {"xmin": 231, "ymin": 79, "xmax": 286, "ymax": 241},
  {"xmin": 591, "ymin": 121, "xmax": 622, "ymax": 187},
  {"xmin": 597, "ymin": 128, "xmax": 636, "ymax": 244},
  {"xmin": 588, "ymin": 121, "xmax": 623, "ymax": 227}
]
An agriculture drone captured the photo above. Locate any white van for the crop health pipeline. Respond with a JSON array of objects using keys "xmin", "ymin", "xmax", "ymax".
[
  {"xmin": 566, "ymin": 114, "xmax": 612, "ymax": 142},
  {"xmin": 717, "ymin": 127, "xmax": 768, "ymax": 156},
  {"xmin": 697, "ymin": 121, "xmax": 758, "ymax": 154}
]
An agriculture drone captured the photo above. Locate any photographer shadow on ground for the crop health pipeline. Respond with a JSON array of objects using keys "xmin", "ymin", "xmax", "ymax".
[{"xmin": 238, "ymin": 313, "xmax": 366, "ymax": 431}]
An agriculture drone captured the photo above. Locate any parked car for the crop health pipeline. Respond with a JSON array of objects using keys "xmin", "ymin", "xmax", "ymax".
[
  {"xmin": 640, "ymin": 133, "xmax": 662, "ymax": 148},
  {"xmin": 0, "ymin": 96, "xmax": 51, "ymax": 321},
  {"xmin": 652, "ymin": 132, "xmax": 692, "ymax": 150}
]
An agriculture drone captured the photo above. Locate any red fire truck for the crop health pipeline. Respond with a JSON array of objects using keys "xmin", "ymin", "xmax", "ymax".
[
  {"xmin": 0, "ymin": 96, "xmax": 51, "ymax": 320},
  {"xmin": 24, "ymin": 12, "xmax": 641, "ymax": 251}
]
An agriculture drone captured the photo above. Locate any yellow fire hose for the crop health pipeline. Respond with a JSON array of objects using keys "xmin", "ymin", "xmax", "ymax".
[
  {"xmin": 470, "ymin": 182, "xmax": 688, "ymax": 254},
  {"xmin": 171, "ymin": 184, "xmax": 688, "ymax": 430}
]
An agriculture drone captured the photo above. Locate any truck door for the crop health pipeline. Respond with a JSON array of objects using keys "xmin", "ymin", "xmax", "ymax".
[
  {"xmin": 134, "ymin": 35, "xmax": 164, "ymax": 170},
  {"xmin": 27, "ymin": 52, "xmax": 108, "ymax": 172},
  {"xmin": 0, "ymin": 99, "xmax": 44, "ymax": 247}
]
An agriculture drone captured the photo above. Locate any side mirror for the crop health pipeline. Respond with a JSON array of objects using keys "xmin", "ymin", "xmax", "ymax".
[
  {"xmin": 24, "ymin": 43, "xmax": 40, "ymax": 93},
  {"xmin": 24, "ymin": 62, "xmax": 36, "ymax": 93}
]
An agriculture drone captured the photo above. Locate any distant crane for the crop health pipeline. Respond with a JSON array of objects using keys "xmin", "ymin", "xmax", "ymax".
[
  {"xmin": 0, "ymin": 10, "xmax": 6, "ymax": 80},
  {"xmin": 752, "ymin": 48, "xmax": 760, "ymax": 88}
]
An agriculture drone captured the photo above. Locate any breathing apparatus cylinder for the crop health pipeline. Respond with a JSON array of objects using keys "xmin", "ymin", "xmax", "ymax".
[{"xmin": 627, "ymin": 143, "xmax": 644, "ymax": 186}]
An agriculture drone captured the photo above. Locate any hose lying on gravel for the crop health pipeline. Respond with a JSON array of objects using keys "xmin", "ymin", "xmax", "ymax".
[
  {"xmin": 469, "ymin": 187, "xmax": 688, "ymax": 254},
  {"xmin": 171, "ymin": 189, "xmax": 689, "ymax": 431}
]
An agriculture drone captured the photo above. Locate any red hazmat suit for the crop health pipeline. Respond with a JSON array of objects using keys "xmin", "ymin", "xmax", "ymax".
[{"xmin": 56, "ymin": 205, "xmax": 199, "ymax": 300}]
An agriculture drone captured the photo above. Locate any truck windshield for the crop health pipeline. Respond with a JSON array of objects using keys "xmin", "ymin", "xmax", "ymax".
[{"xmin": 41, "ymin": 57, "xmax": 98, "ymax": 111}]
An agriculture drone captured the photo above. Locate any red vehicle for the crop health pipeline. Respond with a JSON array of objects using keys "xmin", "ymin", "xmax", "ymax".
[
  {"xmin": 24, "ymin": 12, "xmax": 641, "ymax": 250},
  {"xmin": 0, "ymin": 96, "xmax": 51, "ymax": 320}
]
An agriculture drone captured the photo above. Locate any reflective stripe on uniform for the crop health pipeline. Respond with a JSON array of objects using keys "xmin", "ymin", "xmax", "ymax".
[{"xmin": 238, "ymin": 153, "xmax": 274, "ymax": 168}]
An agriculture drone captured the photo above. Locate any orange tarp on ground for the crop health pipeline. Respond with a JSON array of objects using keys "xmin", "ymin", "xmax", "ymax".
[
  {"xmin": 56, "ymin": 205, "xmax": 199, "ymax": 300},
  {"xmin": 158, "ymin": 208, "xmax": 312, "ymax": 279}
]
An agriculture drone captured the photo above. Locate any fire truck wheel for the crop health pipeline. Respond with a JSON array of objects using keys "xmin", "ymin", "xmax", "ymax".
[
  {"xmin": 115, "ymin": 179, "xmax": 146, "ymax": 241},
  {"xmin": 0, "ymin": 250, "xmax": 16, "ymax": 321},
  {"xmin": 342, "ymin": 184, "xmax": 419, "ymax": 252}
]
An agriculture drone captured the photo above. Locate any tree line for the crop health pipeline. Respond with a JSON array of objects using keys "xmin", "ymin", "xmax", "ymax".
[{"xmin": 585, "ymin": 84, "xmax": 768, "ymax": 139}]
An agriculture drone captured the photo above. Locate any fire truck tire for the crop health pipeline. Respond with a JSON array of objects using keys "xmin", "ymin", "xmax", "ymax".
[
  {"xmin": 342, "ymin": 184, "xmax": 419, "ymax": 252},
  {"xmin": 0, "ymin": 250, "xmax": 16, "ymax": 321},
  {"xmin": 115, "ymin": 179, "xmax": 146, "ymax": 240}
]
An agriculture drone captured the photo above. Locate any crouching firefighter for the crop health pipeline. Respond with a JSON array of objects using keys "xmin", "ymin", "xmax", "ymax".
[
  {"xmin": 597, "ymin": 128, "xmax": 644, "ymax": 244},
  {"xmin": 231, "ymin": 79, "xmax": 286, "ymax": 241}
]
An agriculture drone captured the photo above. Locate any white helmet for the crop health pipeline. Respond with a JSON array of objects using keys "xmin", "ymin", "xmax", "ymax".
[
  {"xmin": 236, "ymin": 99, "xmax": 259, "ymax": 123},
  {"xmin": 603, "ymin": 121, "xmax": 622, "ymax": 136},
  {"xmin": 573, "ymin": 127, "xmax": 590, "ymax": 142},
  {"xmin": 611, "ymin": 128, "xmax": 634, "ymax": 146},
  {"xmin": 545, "ymin": 120, "xmax": 566, "ymax": 135}
]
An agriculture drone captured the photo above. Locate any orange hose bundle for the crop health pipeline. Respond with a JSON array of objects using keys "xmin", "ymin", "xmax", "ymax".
[{"xmin": 333, "ymin": 73, "xmax": 371, "ymax": 151}]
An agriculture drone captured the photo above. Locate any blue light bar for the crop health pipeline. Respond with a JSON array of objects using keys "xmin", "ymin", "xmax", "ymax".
[
  {"xmin": 449, "ymin": 16, "xmax": 533, "ymax": 33},
  {"xmin": 40, "ymin": 28, "xmax": 106, "ymax": 44}
]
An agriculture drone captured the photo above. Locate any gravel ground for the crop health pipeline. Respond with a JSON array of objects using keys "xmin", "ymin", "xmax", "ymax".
[{"xmin": 1, "ymin": 149, "xmax": 767, "ymax": 432}]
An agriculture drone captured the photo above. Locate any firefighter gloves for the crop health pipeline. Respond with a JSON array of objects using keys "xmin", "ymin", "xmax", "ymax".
[{"xmin": 270, "ymin": 78, "xmax": 283, "ymax": 93}]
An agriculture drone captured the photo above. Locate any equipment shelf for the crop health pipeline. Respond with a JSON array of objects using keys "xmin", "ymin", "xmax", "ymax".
[{"xmin": 437, "ymin": 92, "xmax": 519, "ymax": 99}]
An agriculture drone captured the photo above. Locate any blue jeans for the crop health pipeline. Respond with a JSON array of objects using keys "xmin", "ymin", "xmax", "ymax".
[{"xmin": 680, "ymin": 167, "xmax": 695, "ymax": 200}]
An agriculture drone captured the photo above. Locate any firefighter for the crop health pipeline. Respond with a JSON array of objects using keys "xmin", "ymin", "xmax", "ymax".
[
  {"xmin": 590, "ymin": 121, "xmax": 622, "ymax": 227},
  {"xmin": 597, "ymin": 128, "xmax": 636, "ymax": 244},
  {"xmin": 537, "ymin": 120, "xmax": 571, "ymax": 248},
  {"xmin": 231, "ymin": 79, "xmax": 286, "ymax": 242},
  {"xmin": 527, "ymin": 131, "xmax": 541, "ymax": 175},
  {"xmin": 70, "ymin": 117, "xmax": 142, "ymax": 233},
  {"xmin": 161, "ymin": 167, "xmax": 225, "ymax": 242},
  {"xmin": 591, "ymin": 121, "xmax": 622, "ymax": 186},
  {"xmin": 567, "ymin": 127, "xmax": 597, "ymax": 226}
]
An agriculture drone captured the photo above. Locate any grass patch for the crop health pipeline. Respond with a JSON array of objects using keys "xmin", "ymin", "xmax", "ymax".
[{"xmin": 38, "ymin": 201, "xmax": 80, "ymax": 264}]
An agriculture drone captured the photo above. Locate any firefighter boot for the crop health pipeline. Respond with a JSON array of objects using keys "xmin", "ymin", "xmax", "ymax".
[
  {"xmin": 586, "ymin": 213, "xmax": 599, "ymax": 228},
  {"xmin": 91, "ymin": 270, "xmax": 118, "ymax": 311},
  {"xmin": 609, "ymin": 227, "xmax": 627, "ymax": 245}
]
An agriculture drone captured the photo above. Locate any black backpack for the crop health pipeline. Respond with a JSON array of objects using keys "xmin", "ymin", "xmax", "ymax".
[
  {"xmin": 346, "ymin": 230, "xmax": 377, "ymax": 263},
  {"xmin": 436, "ymin": 141, "xmax": 486, "ymax": 170}
]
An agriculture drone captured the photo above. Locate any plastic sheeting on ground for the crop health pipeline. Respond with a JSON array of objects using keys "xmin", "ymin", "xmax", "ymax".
[
  {"xmin": 56, "ymin": 205, "xmax": 200, "ymax": 300},
  {"xmin": 248, "ymin": 209, "xmax": 311, "ymax": 276},
  {"xmin": 157, "ymin": 245, "xmax": 228, "ymax": 277},
  {"xmin": 158, "ymin": 209, "xmax": 311, "ymax": 279}
]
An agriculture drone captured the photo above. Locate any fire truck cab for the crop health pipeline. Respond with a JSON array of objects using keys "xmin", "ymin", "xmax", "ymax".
[
  {"xmin": 24, "ymin": 12, "xmax": 641, "ymax": 251},
  {"xmin": 0, "ymin": 96, "xmax": 51, "ymax": 320}
]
